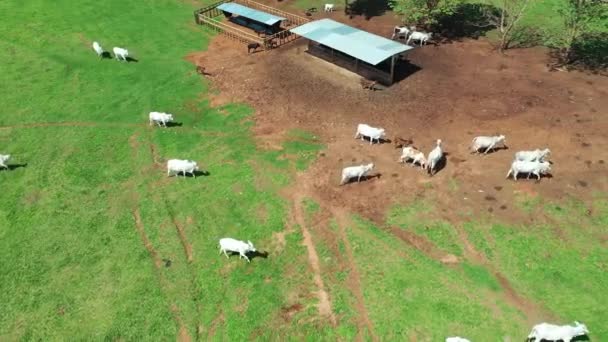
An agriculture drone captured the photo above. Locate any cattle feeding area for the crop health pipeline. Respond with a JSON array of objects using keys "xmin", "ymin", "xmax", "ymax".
[{"xmin": 1, "ymin": 0, "xmax": 608, "ymax": 340}]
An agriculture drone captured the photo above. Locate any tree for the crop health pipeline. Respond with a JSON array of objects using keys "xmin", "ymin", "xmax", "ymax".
[
  {"xmin": 481, "ymin": 0, "xmax": 534, "ymax": 51},
  {"xmin": 553, "ymin": 0, "xmax": 608, "ymax": 64},
  {"xmin": 389, "ymin": 0, "xmax": 462, "ymax": 27}
]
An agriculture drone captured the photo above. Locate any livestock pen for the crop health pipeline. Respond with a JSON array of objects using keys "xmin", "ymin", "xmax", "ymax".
[
  {"xmin": 194, "ymin": 0, "xmax": 311, "ymax": 50},
  {"xmin": 290, "ymin": 19, "xmax": 414, "ymax": 85}
]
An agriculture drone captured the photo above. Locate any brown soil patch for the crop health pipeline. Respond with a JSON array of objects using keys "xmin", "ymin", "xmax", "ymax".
[
  {"xmin": 171, "ymin": 304, "xmax": 192, "ymax": 342},
  {"xmin": 172, "ymin": 217, "xmax": 194, "ymax": 263},
  {"xmin": 132, "ymin": 209, "xmax": 162, "ymax": 269},
  {"xmin": 280, "ymin": 303, "xmax": 304, "ymax": 322}
]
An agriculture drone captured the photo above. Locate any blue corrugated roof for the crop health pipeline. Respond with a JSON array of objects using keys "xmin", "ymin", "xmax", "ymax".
[
  {"xmin": 290, "ymin": 19, "xmax": 413, "ymax": 65},
  {"xmin": 217, "ymin": 3, "xmax": 286, "ymax": 26}
]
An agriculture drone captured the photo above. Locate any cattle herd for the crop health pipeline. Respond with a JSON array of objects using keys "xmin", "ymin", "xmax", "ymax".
[
  {"xmin": 342, "ymin": 124, "xmax": 552, "ymax": 185},
  {"xmin": 0, "ymin": 37, "xmax": 586, "ymax": 342}
]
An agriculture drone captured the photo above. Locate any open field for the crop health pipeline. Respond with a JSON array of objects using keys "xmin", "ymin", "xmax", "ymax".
[{"xmin": 1, "ymin": 0, "xmax": 607, "ymax": 340}]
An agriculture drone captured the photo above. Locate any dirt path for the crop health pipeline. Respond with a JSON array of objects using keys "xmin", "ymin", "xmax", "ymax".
[
  {"xmin": 455, "ymin": 225, "xmax": 554, "ymax": 325},
  {"xmin": 290, "ymin": 193, "xmax": 337, "ymax": 325},
  {"xmin": 332, "ymin": 208, "xmax": 377, "ymax": 341}
]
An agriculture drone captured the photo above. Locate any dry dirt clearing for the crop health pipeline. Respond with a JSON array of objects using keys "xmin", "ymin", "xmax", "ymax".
[{"xmin": 187, "ymin": 18, "xmax": 607, "ymax": 226}]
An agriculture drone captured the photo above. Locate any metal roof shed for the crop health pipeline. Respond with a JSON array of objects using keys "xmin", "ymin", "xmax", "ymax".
[
  {"xmin": 217, "ymin": 3, "xmax": 286, "ymax": 26},
  {"xmin": 290, "ymin": 19, "xmax": 414, "ymax": 84}
]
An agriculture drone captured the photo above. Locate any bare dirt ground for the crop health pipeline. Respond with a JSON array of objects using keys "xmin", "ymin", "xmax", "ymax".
[
  {"xmin": 186, "ymin": 9, "xmax": 608, "ymax": 327},
  {"xmin": 187, "ymin": 13, "xmax": 608, "ymax": 224}
]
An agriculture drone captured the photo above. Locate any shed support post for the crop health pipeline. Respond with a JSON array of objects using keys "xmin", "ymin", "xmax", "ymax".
[{"xmin": 390, "ymin": 55, "xmax": 396, "ymax": 84}]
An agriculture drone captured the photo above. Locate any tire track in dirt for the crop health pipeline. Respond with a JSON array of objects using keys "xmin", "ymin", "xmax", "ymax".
[
  {"xmin": 454, "ymin": 225, "xmax": 555, "ymax": 325},
  {"xmin": 128, "ymin": 131, "xmax": 194, "ymax": 341},
  {"xmin": 291, "ymin": 193, "xmax": 337, "ymax": 326},
  {"xmin": 332, "ymin": 208, "xmax": 377, "ymax": 342},
  {"xmin": 387, "ymin": 226, "xmax": 460, "ymax": 265}
]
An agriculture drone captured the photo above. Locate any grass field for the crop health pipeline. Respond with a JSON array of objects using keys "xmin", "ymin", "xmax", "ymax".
[{"xmin": 1, "ymin": 0, "xmax": 606, "ymax": 340}]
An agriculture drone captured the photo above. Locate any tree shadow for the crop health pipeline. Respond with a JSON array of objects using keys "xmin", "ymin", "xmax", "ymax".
[
  {"xmin": 1, "ymin": 163, "xmax": 27, "ymax": 171},
  {"xmin": 434, "ymin": 3, "xmax": 500, "ymax": 42},
  {"xmin": 551, "ymin": 32, "xmax": 608, "ymax": 73},
  {"xmin": 346, "ymin": 0, "xmax": 390, "ymax": 20}
]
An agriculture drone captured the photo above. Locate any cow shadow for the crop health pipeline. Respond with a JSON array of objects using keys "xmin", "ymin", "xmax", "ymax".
[
  {"xmin": 249, "ymin": 250, "xmax": 269, "ymax": 260},
  {"xmin": 101, "ymin": 51, "xmax": 112, "ymax": 59},
  {"xmin": 429, "ymin": 152, "xmax": 449, "ymax": 176},
  {"xmin": 342, "ymin": 173, "xmax": 381, "ymax": 185},
  {"xmin": 571, "ymin": 334, "xmax": 591, "ymax": 342},
  {"xmin": 508, "ymin": 172, "xmax": 553, "ymax": 182},
  {"xmin": 357, "ymin": 136, "xmax": 391, "ymax": 145},
  {"xmin": 1, "ymin": 163, "xmax": 27, "ymax": 171},
  {"xmin": 471, "ymin": 145, "xmax": 509, "ymax": 155},
  {"xmin": 181, "ymin": 170, "xmax": 210, "ymax": 178},
  {"xmin": 125, "ymin": 56, "xmax": 139, "ymax": 63},
  {"xmin": 165, "ymin": 122, "xmax": 183, "ymax": 128}
]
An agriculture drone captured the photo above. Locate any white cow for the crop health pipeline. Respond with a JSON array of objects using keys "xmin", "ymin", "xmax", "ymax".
[
  {"xmin": 427, "ymin": 139, "xmax": 444, "ymax": 176},
  {"xmin": 527, "ymin": 321, "xmax": 588, "ymax": 342},
  {"xmin": 391, "ymin": 26, "xmax": 412, "ymax": 40},
  {"xmin": 0, "ymin": 154, "xmax": 10, "ymax": 169},
  {"xmin": 399, "ymin": 146, "xmax": 426, "ymax": 169},
  {"xmin": 149, "ymin": 111, "xmax": 174, "ymax": 127},
  {"xmin": 407, "ymin": 31, "xmax": 433, "ymax": 46},
  {"xmin": 324, "ymin": 3, "xmax": 334, "ymax": 11},
  {"xmin": 514, "ymin": 148, "xmax": 551, "ymax": 163},
  {"xmin": 446, "ymin": 337, "xmax": 471, "ymax": 342},
  {"xmin": 354, "ymin": 123, "xmax": 386, "ymax": 145},
  {"xmin": 506, "ymin": 160, "xmax": 551, "ymax": 180},
  {"xmin": 470, "ymin": 135, "xmax": 506, "ymax": 154},
  {"xmin": 92, "ymin": 41, "xmax": 103, "ymax": 57},
  {"xmin": 219, "ymin": 238, "xmax": 257, "ymax": 262},
  {"xmin": 113, "ymin": 47, "xmax": 129, "ymax": 61},
  {"xmin": 340, "ymin": 163, "xmax": 374, "ymax": 185},
  {"xmin": 167, "ymin": 159, "xmax": 199, "ymax": 177}
]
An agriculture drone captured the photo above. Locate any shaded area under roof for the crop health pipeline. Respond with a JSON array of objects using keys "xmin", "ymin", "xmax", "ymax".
[
  {"xmin": 290, "ymin": 19, "xmax": 413, "ymax": 65},
  {"xmin": 216, "ymin": 3, "xmax": 286, "ymax": 26}
]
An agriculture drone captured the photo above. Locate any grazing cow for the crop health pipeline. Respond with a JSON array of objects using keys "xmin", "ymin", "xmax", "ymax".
[
  {"xmin": 470, "ymin": 135, "xmax": 506, "ymax": 154},
  {"xmin": 219, "ymin": 238, "xmax": 257, "ymax": 262},
  {"xmin": 527, "ymin": 321, "xmax": 589, "ymax": 342},
  {"xmin": 445, "ymin": 338, "xmax": 471, "ymax": 342},
  {"xmin": 407, "ymin": 31, "xmax": 433, "ymax": 46},
  {"xmin": 354, "ymin": 123, "xmax": 386, "ymax": 145},
  {"xmin": 506, "ymin": 160, "xmax": 551, "ymax": 181},
  {"xmin": 149, "ymin": 111, "xmax": 174, "ymax": 127},
  {"xmin": 391, "ymin": 26, "xmax": 411, "ymax": 40},
  {"xmin": 324, "ymin": 3, "xmax": 334, "ymax": 12},
  {"xmin": 514, "ymin": 148, "xmax": 551, "ymax": 163},
  {"xmin": 340, "ymin": 163, "xmax": 374, "ymax": 185},
  {"xmin": 0, "ymin": 154, "xmax": 10, "ymax": 169},
  {"xmin": 426, "ymin": 139, "xmax": 444, "ymax": 176},
  {"xmin": 92, "ymin": 41, "xmax": 103, "ymax": 57},
  {"xmin": 167, "ymin": 159, "xmax": 199, "ymax": 177},
  {"xmin": 247, "ymin": 42, "xmax": 261, "ymax": 54},
  {"xmin": 400, "ymin": 146, "xmax": 427, "ymax": 169},
  {"xmin": 112, "ymin": 47, "xmax": 129, "ymax": 61}
]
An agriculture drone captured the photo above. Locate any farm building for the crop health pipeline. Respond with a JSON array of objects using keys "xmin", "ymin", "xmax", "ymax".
[
  {"xmin": 290, "ymin": 19, "xmax": 414, "ymax": 85},
  {"xmin": 195, "ymin": 0, "xmax": 310, "ymax": 49},
  {"xmin": 217, "ymin": 3, "xmax": 285, "ymax": 36}
]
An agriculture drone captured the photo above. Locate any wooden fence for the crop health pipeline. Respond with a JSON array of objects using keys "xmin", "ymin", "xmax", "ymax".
[{"xmin": 194, "ymin": 0, "xmax": 309, "ymax": 50}]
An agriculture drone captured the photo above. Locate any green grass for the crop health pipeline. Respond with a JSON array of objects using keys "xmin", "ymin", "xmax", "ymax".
[
  {"xmin": 1, "ymin": 0, "xmax": 606, "ymax": 340},
  {"xmin": 0, "ymin": 0, "xmax": 322, "ymax": 339}
]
